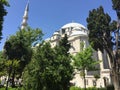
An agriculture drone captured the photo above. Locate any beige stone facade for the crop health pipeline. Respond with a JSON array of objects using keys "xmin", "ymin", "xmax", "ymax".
[{"xmin": 46, "ymin": 22, "xmax": 111, "ymax": 88}]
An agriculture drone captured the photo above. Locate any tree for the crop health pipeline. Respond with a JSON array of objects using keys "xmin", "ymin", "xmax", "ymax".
[
  {"xmin": 112, "ymin": 0, "xmax": 120, "ymax": 19},
  {"xmin": 112, "ymin": 1, "xmax": 120, "ymax": 90},
  {"xmin": 5, "ymin": 59, "xmax": 20, "ymax": 90},
  {"xmin": 0, "ymin": 51, "xmax": 20, "ymax": 90},
  {"xmin": 23, "ymin": 42, "xmax": 56, "ymax": 90},
  {"xmin": 22, "ymin": 34, "xmax": 73, "ymax": 90},
  {"xmin": 0, "ymin": 51, "xmax": 6, "ymax": 76},
  {"xmin": 0, "ymin": 0, "xmax": 9, "ymax": 41},
  {"xmin": 73, "ymin": 45, "xmax": 99, "ymax": 90},
  {"xmin": 54, "ymin": 34, "xmax": 73, "ymax": 90},
  {"xmin": 3, "ymin": 27, "xmax": 43, "ymax": 87},
  {"xmin": 86, "ymin": 5, "xmax": 120, "ymax": 90}
]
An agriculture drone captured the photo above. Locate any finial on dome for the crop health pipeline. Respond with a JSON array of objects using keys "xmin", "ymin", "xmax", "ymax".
[{"xmin": 21, "ymin": 0, "xmax": 29, "ymax": 30}]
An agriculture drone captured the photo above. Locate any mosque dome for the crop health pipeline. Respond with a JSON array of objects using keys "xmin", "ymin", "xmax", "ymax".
[
  {"xmin": 60, "ymin": 22, "xmax": 88, "ymax": 36},
  {"xmin": 61, "ymin": 22, "xmax": 87, "ymax": 29}
]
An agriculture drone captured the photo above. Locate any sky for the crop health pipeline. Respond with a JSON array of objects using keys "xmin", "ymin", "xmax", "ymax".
[{"xmin": 1, "ymin": 0, "xmax": 117, "ymax": 50}]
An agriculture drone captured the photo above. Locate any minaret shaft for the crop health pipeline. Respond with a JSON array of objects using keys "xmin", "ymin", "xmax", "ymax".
[{"xmin": 21, "ymin": 0, "xmax": 29, "ymax": 30}]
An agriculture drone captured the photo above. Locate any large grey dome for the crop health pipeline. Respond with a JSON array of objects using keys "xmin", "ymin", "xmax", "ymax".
[
  {"xmin": 61, "ymin": 22, "xmax": 87, "ymax": 29},
  {"xmin": 60, "ymin": 22, "xmax": 88, "ymax": 36}
]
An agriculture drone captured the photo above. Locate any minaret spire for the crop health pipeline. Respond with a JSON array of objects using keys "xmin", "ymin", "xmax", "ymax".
[{"xmin": 21, "ymin": 0, "xmax": 29, "ymax": 30}]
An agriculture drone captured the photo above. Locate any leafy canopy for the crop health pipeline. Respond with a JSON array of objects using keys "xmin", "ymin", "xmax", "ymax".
[
  {"xmin": 73, "ymin": 45, "xmax": 99, "ymax": 71},
  {"xmin": 3, "ymin": 27, "xmax": 43, "ymax": 79},
  {"xmin": 23, "ymin": 34, "xmax": 73, "ymax": 90},
  {"xmin": 112, "ymin": 0, "xmax": 120, "ymax": 19},
  {"xmin": 87, "ymin": 6, "xmax": 116, "ymax": 52},
  {"xmin": 0, "ymin": 1, "xmax": 8, "ymax": 41}
]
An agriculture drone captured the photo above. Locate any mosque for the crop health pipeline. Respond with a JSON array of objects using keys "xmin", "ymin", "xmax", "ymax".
[
  {"xmin": 21, "ymin": 1, "xmax": 112, "ymax": 88},
  {"xmin": 45, "ymin": 22, "xmax": 111, "ymax": 88},
  {"xmin": 1, "ymin": 1, "xmax": 112, "ymax": 88}
]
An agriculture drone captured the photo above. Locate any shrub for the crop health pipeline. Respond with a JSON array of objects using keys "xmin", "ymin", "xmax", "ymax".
[
  {"xmin": 99, "ymin": 87, "xmax": 106, "ymax": 90},
  {"xmin": 70, "ymin": 86, "xmax": 81, "ymax": 90},
  {"xmin": 87, "ymin": 87, "xmax": 97, "ymax": 90},
  {"xmin": 70, "ymin": 86, "xmax": 106, "ymax": 90},
  {"xmin": 106, "ymin": 84, "xmax": 114, "ymax": 90}
]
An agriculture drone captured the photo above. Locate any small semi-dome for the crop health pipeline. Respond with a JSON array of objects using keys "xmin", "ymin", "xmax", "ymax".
[
  {"xmin": 61, "ymin": 22, "xmax": 87, "ymax": 29},
  {"xmin": 53, "ymin": 31, "xmax": 59, "ymax": 35}
]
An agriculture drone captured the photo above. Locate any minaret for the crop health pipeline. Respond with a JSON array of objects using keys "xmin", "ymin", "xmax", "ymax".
[{"xmin": 21, "ymin": 0, "xmax": 29, "ymax": 30}]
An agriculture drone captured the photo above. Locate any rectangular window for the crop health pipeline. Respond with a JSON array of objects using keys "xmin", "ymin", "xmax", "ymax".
[
  {"xmin": 62, "ymin": 29, "xmax": 65, "ymax": 34},
  {"xmin": 93, "ymin": 80, "xmax": 96, "ymax": 86}
]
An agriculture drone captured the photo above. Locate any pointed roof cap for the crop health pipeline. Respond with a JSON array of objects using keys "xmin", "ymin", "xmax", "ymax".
[{"xmin": 25, "ymin": 0, "xmax": 29, "ymax": 11}]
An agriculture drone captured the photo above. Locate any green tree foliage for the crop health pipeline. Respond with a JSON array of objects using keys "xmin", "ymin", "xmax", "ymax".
[
  {"xmin": 17, "ymin": 27, "xmax": 43, "ymax": 46},
  {"xmin": 86, "ymin": 6, "xmax": 117, "ymax": 65},
  {"xmin": 54, "ymin": 34, "xmax": 73, "ymax": 90},
  {"xmin": 73, "ymin": 46, "xmax": 98, "ymax": 71},
  {"xmin": 3, "ymin": 27, "xmax": 43, "ymax": 87},
  {"xmin": 23, "ymin": 42, "xmax": 56, "ymax": 90},
  {"xmin": 0, "ymin": 51, "xmax": 6, "ymax": 76},
  {"xmin": 86, "ymin": 5, "xmax": 120, "ymax": 90},
  {"xmin": 94, "ymin": 74, "xmax": 100, "ymax": 87},
  {"xmin": 5, "ymin": 59, "xmax": 20, "ymax": 90},
  {"xmin": 73, "ymin": 45, "xmax": 99, "ymax": 90},
  {"xmin": 3, "ymin": 27, "xmax": 43, "ymax": 70},
  {"xmin": 87, "ymin": 6, "xmax": 115, "ymax": 52},
  {"xmin": 58, "ymin": 34, "xmax": 71, "ymax": 55},
  {"xmin": 23, "ymin": 35, "xmax": 73, "ymax": 90},
  {"xmin": 0, "ymin": 51, "xmax": 20, "ymax": 90},
  {"xmin": 112, "ymin": 0, "xmax": 120, "ymax": 19},
  {"xmin": 0, "ymin": 0, "xmax": 9, "ymax": 41},
  {"xmin": 0, "ymin": 0, "xmax": 9, "ymax": 5},
  {"xmin": 112, "ymin": 0, "xmax": 120, "ymax": 90}
]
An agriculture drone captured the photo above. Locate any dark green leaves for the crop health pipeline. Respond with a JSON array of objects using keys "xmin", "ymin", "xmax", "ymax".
[
  {"xmin": 112, "ymin": 0, "xmax": 120, "ymax": 10},
  {"xmin": 23, "ymin": 35, "xmax": 73, "ymax": 90},
  {"xmin": 86, "ymin": 6, "xmax": 114, "ymax": 52},
  {"xmin": 3, "ymin": 27, "xmax": 43, "ymax": 86},
  {"xmin": 112, "ymin": 0, "xmax": 120, "ymax": 19},
  {"xmin": 73, "ymin": 46, "xmax": 99, "ymax": 71},
  {"xmin": 0, "ymin": 1, "xmax": 8, "ymax": 40}
]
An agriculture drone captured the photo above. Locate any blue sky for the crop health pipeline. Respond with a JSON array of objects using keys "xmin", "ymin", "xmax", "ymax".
[{"xmin": 1, "ymin": 0, "xmax": 117, "ymax": 50}]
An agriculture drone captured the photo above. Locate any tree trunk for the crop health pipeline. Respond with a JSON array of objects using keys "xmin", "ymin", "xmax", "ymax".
[
  {"xmin": 5, "ymin": 73, "xmax": 10, "ymax": 90},
  {"xmin": 103, "ymin": 38, "xmax": 120, "ymax": 90},
  {"xmin": 112, "ymin": 69, "xmax": 120, "ymax": 90},
  {"xmin": 11, "ymin": 70, "xmax": 15, "ymax": 87},
  {"xmin": 63, "ymin": 83, "xmax": 69, "ymax": 90},
  {"xmin": 5, "ymin": 65, "xmax": 12, "ymax": 90},
  {"xmin": 113, "ymin": 20, "xmax": 120, "ymax": 90},
  {"xmin": 108, "ymin": 55, "xmax": 120, "ymax": 90},
  {"xmin": 83, "ymin": 70, "xmax": 86, "ymax": 90}
]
